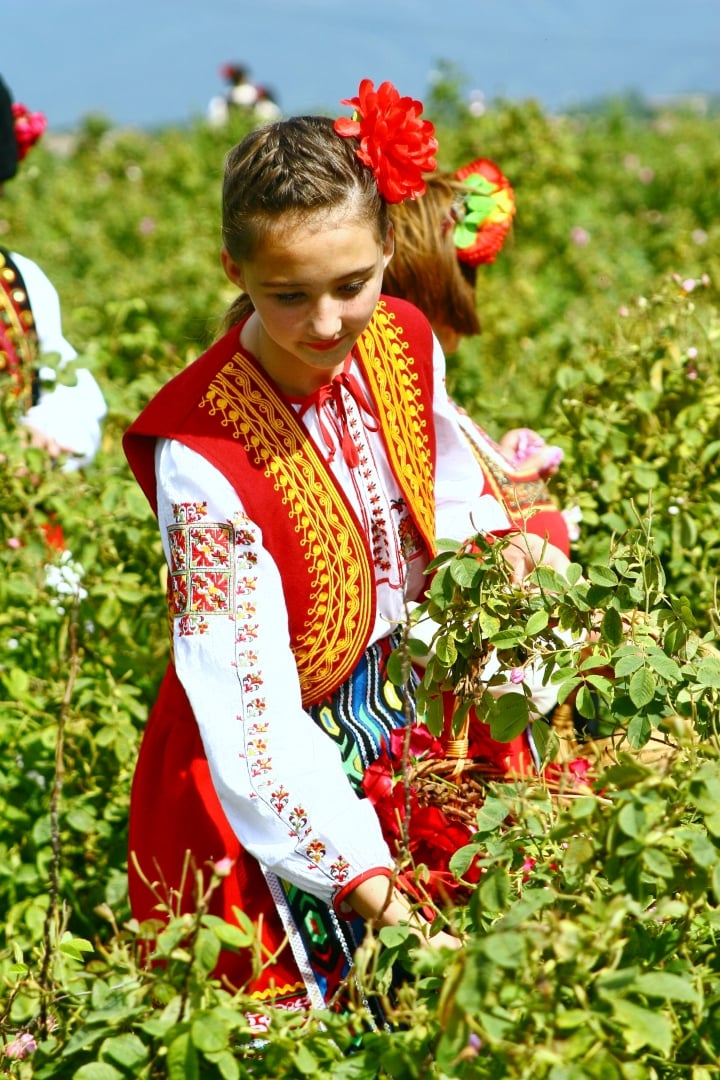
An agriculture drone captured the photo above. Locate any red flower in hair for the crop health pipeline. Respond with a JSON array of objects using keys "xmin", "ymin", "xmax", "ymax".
[
  {"xmin": 334, "ymin": 79, "xmax": 438, "ymax": 203},
  {"xmin": 12, "ymin": 103, "xmax": 47, "ymax": 161},
  {"xmin": 452, "ymin": 157, "xmax": 515, "ymax": 265}
]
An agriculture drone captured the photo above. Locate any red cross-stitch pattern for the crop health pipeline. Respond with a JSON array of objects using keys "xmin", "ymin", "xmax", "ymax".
[
  {"xmin": 189, "ymin": 571, "xmax": 231, "ymax": 612},
  {"xmin": 190, "ymin": 526, "xmax": 231, "ymax": 568},
  {"xmin": 168, "ymin": 521, "xmax": 233, "ymax": 623}
]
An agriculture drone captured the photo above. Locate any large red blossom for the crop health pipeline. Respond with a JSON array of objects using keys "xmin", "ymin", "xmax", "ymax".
[
  {"xmin": 334, "ymin": 79, "xmax": 438, "ymax": 203},
  {"xmin": 12, "ymin": 103, "xmax": 47, "ymax": 161}
]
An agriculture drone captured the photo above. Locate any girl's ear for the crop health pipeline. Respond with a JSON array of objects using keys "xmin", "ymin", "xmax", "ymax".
[
  {"xmin": 382, "ymin": 223, "xmax": 395, "ymax": 269},
  {"xmin": 221, "ymin": 247, "xmax": 245, "ymax": 289}
]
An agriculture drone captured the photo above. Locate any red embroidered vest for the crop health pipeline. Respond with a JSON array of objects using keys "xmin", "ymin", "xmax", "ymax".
[{"xmin": 124, "ymin": 297, "xmax": 437, "ymax": 706}]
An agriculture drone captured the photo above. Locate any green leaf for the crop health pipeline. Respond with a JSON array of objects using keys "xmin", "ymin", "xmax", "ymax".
[
  {"xmin": 642, "ymin": 847, "xmax": 674, "ymax": 879},
  {"xmin": 697, "ymin": 657, "xmax": 720, "ymax": 688},
  {"xmin": 530, "ymin": 566, "xmax": 568, "ymax": 592},
  {"xmin": 645, "ymin": 648, "xmax": 682, "ymax": 681},
  {"xmin": 379, "ymin": 924, "xmax": 414, "ymax": 948},
  {"xmin": 473, "ymin": 796, "xmax": 511, "ymax": 834},
  {"xmin": 574, "ymin": 684, "xmax": 597, "ymax": 719},
  {"xmin": 555, "ymin": 676, "xmax": 581, "ymax": 704},
  {"xmin": 167, "ymin": 1031, "xmax": 199, "ymax": 1080},
  {"xmin": 618, "ymin": 802, "xmax": 645, "ymax": 839},
  {"xmin": 601, "ymin": 606, "xmax": 624, "ymax": 646},
  {"xmin": 74, "ymin": 1065, "xmax": 124, "ymax": 1080},
  {"xmin": 191, "ymin": 1012, "xmax": 229, "ymax": 1054},
  {"xmin": 194, "ymin": 928, "xmax": 222, "ymax": 973},
  {"xmin": 489, "ymin": 628, "xmax": 526, "ymax": 648},
  {"xmin": 100, "ymin": 1033, "xmax": 150, "ymax": 1071},
  {"xmin": 565, "ymin": 561, "xmax": 584, "ymax": 585},
  {"xmin": 613, "ymin": 651, "xmax": 644, "ymax": 677},
  {"xmin": 525, "ymin": 609, "xmax": 549, "ymax": 635},
  {"xmin": 482, "ymin": 931, "xmax": 527, "ymax": 969},
  {"xmin": 421, "ymin": 693, "xmax": 446, "ymax": 736},
  {"xmin": 1, "ymin": 667, "xmax": 30, "ymax": 699},
  {"xmin": 632, "ymin": 971, "xmax": 700, "ymax": 1004},
  {"xmin": 477, "ymin": 867, "xmax": 510, "ymax": 912},
  {"xmin": 294, "ymin": 1043, "xmax": 320, "ymax": 1075},
  {"xmin": 202, "ymin": 914, "xmax": 255, "ymax": 949},
  {"xmin": 529, "ymin": 716, "xmax": 552, "ymax": 762},
  {"xmin": 608, "ymin": 999, "xmax": 674, "ymax": 1055},
  {"xmin": 629, "ymin": 667, "xmax": 657, "ymax": 707},
  {"xmin": 449, "ymin": 555, "xmax": 483, "ymax": 588},
  {"xmin": 563, "ymin": 836, "xmax": 595, "ymax": 873},
  {"xmin": 488, "ymin": 693, "xmax": 530, "ymax": 741},
  {"xmin": 449, "ymin": 842, "xmax": 485, "ymax": 878},
  {"xmin": 588, "ymin": 565, "xmax": 619, "ymax": 586},
  {"xmin": 207, "ymin": 1052, "xmax": 240, "ymax": 1080},
  {"xmin": 436, "ymin": 635, "xmax": 458, "ymax": 665}
]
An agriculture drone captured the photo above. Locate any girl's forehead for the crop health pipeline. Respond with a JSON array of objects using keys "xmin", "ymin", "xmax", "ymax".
[{"xmin": 264, "ymin": 199, "xmax": 374, "ymax": 241}]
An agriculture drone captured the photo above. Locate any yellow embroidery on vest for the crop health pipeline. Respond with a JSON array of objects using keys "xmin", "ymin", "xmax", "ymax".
[
  {"xmin": 201, "ymin": 356, "xmax": 373, "ymax": 704},
  {"xmin": 356, "ymin": 302, "xmax": 435, "ymax": 549}
]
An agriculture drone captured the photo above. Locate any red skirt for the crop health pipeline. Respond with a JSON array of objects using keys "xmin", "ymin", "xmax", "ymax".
[{"xmin": 129, "ymin": 664, "xmax": 309, "ymax": 1005}]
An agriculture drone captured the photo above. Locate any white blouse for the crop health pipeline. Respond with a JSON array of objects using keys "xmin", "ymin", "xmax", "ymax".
[{"xmin": 153, "ymin": 334, "xmax": 509, "ymax": 906}]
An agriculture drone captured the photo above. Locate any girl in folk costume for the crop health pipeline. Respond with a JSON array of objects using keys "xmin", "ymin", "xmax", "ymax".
[
  {"xmin": 382, "ymin": 157, "xmax": 578, "ymax": 782},
  {"xmin": 123, "ymin": 79, "xmax": 571, "ymax": 1020},
  {"xmin": 0, "ymin": 76, "xmax": 106, "ymax": 472}
]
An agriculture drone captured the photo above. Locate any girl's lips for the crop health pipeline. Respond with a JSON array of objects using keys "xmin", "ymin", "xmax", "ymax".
[{"xmin": 303, "ymin": 338, "xmax": 344, "ymax": 352}]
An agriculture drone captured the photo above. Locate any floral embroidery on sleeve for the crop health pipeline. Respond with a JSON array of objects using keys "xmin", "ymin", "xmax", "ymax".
[
  {"xmin": 167, "ymin": 501, "xmax": 233, "ymax": 627},
  {"xmin": 229, "ymin": 509, "xmax": 356, "ymax": 885}
]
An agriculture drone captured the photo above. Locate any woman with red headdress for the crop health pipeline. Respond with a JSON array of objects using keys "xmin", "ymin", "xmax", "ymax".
[{"xmin": 382, "ymin": 157, "xmax": 580, "ymax": 786}]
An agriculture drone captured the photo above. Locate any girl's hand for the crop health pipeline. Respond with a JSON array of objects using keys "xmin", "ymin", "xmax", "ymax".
[
  {"xmin": 499, "ymin": 427, "xmax": 564, "ymax": 477},
  {"xmin": 503, "ymin": 531, "xmax": 571, "ymax": 585},
  {"xmin": 347, "ymin": 874, "xmax": 462, "ymax": 950}
]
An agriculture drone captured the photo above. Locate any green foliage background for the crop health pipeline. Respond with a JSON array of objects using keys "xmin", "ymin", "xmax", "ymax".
[{"xmin": 0, "ymin": 71, "xmax": 719, "ymax": 1076}]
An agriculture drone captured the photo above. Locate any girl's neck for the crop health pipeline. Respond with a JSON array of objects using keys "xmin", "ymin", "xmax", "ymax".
[{"xmin": 240, "ymin": 315, "xmax": 346, "ymax": 398}]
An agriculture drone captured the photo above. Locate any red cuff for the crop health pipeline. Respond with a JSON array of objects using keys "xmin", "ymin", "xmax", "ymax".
[{"xmin": 332, "ymin": 866, "xmax": 394, "ymax": 920}]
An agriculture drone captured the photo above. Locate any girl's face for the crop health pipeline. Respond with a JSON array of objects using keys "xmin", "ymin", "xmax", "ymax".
[{"xmin": 223, "ymin": 202, "xmax": 393, "ymax": 397}]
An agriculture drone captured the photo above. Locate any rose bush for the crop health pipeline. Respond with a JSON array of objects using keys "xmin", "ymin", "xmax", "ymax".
[{"xmin": 1, "ymin": 79, "xmax": 719, "ymax": 1076}]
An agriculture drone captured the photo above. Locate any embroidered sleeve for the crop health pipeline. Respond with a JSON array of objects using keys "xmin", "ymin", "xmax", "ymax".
[{"xmin": 155, "ymin": 438, "xmax": 394, "ymax": 906}]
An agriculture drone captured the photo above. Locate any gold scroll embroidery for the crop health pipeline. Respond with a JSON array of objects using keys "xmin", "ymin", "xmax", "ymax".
[
  {"xmin": 355, "ymin": 302, "xmax": 436, "ymax": 550},
  {"xmin": 200, "ymin": 357, "xmax": 373, "ymax": 704}
]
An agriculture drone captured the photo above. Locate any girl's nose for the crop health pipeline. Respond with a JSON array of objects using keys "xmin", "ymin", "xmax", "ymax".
[{"xmin": 309, "ymin": 298, "xmax": 343, "ymax": 337}]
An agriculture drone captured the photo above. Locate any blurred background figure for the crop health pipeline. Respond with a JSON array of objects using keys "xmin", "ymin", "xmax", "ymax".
[
  {"xmin": 1, "ymin": 73, "xmax": 106, "ymax": 472},
  {"xmin": 206, "ymin": 62, "xmax": 281, "ymax": 127},
  {"xmin": 383, "ymin": 156, "xmax": 571, "ymax": 556}
]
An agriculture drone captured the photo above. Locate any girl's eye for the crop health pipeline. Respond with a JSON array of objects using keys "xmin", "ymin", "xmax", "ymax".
[
  {"xmin": 274, "ymin": 292, "xmax": 304, "ymax": 304},
  {"xmin": 339, "ymin": 279, "xmax": 366, "ymax": 297}
]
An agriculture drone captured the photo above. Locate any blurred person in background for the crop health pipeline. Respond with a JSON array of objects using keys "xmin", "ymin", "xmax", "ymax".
[
  {"xmin": 0, "ymin": 74, "xmax": 106, "ymax": 471},
  {"xmin": 206, "ymin": 62, "xmax": 281, "ymax": 127},
  {"xmin": 383, "ymin": 155, "xmax": 582, "ymax": 777},
  {"xmin": 383, "ymin": 157, "xmax": 572, "ymax": 557}
]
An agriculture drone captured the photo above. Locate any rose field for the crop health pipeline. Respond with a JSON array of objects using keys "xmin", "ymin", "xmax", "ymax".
[{"xmin": 1, "ymin": 70, "xmax": 720, "ymax": 1077}]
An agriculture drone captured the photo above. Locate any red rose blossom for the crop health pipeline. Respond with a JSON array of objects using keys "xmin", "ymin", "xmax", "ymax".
[
  {"xmin": 12, "ymin": 103, "xmax": 47, "ymax": 161},
  {"xmin": 334, "ymin": 79, "xmax": 438, "ymax": 203}
]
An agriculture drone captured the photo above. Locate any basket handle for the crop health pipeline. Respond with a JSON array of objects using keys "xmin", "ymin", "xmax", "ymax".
[{"xmin": 444, "ymin": 700, "xmax": 471, "ymax": 774}]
